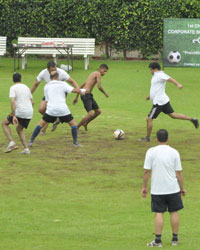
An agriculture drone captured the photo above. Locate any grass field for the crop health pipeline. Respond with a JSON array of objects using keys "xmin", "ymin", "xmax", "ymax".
[{"xmin": 0, "ymin": 57, "xmax": 200, "ymax": 250}]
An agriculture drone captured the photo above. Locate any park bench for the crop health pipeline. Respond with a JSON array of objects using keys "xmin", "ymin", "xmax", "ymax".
[
  {"xmin": 0, "ymin": 36, "xmax": 7, "ymax": 61},
  {"xmin": 16, "ymin": 37, "xmax": 95, "ymax": 70}
]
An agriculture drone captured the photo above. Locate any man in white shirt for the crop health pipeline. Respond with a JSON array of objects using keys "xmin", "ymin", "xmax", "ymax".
[
  {"xmin": 141, "ymin": 129, "xmax": 186, "ymax": 247},
  {"xmin": 28, "ymin": 71, "xmax": 85, "ymax": 147},
  {"xmin": 31, "ymin": 61, "xmax": 79, "ymax": 133},
  {"xmin": 2, "ymin": 73, "xmax": 34, "ymax": 154},
  {"xmin": 140, "ymin": 62, "xmax": 199, "ymax": 141}
]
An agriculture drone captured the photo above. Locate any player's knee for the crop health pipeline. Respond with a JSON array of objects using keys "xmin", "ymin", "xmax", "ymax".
[
  {"xmin": 96, "ymin": 109, "xmax": 101, "ymax": 116},
  {"xmin": 146, "ymin": 116, "xmax": 151, "ymax": 121},
  {"xmin": 169, "ymin": 113, "xmax": 175, "ymax": 119}
]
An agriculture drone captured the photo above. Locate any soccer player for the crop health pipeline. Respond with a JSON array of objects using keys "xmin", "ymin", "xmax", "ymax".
[
  {"xmin": 140, "ymin": 62, "xmax": 199, "ymax": 141},
  {"xmin": 31, "ymin": 61, "xmax": 79, "ymax": 134},
  {"xmin": 142, "ymin": 129, "xmax": 186, "ymax": 247},
  {"xmin": 73, "ymin": 64, "xmax": 109, "ymax": 131},
  {"xmin": 2, "ymin": 73, "xmax": 34, "ymax": 154},
  {"xmin": 28, "ymin": 71, "xmax": 85, "ymax": 147}
]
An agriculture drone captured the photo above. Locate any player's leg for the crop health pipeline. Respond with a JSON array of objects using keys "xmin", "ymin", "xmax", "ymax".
[
  {"xmin": 78, "ymin": 110, "xmax": 94, "ymax": 130},
  {"xmin": 168, "ymin": 113, "xmax": 199, "ymax": 128},
  {"xmin": 83, "ymin": 109, "xmax": 101, "ymax": 131},
  {"xmin": 2, "ymin": 115, "xmax": 18, "ymax": 152},
  {"xmin": 16, "ymin": 123, "xmax": 30, "ymax": 154},
  {"xmin": 28, "ymin": 119, "xmax": 47, "ymax": 146},
  {"xmin": 38, "ymin": 100, "xmax": 49, "ymax": 134}
]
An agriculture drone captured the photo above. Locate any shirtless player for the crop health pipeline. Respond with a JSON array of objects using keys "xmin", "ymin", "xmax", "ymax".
[{"xmin": 73, "ymin": 64, "xmax": 109, "ymax": 131}]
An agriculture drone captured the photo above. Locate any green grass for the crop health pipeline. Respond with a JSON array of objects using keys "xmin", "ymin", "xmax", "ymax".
[{"xmin": 0, "ymin": 57, "xmax": 200, "ymax": 250}]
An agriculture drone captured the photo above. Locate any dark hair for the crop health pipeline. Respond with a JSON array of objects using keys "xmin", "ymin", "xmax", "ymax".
[
  {"xmin": 47, "ymin": 61, "xmax": 56, "ymax": 69},
  {"xmin": 50, "ymin": 71, "xmax": 58, "ymax": 79},
  {"xmin": 149, "ymin": 62, "xmax": 161, "ymax": 70},
  {"xmin": 156, "ymin": 129, "xmax": 168, "ymax": 142},
  {"xmin": 99, "ymin": 64, "xmax": 109, "ymax": 70},
  {"xmin": 13, "ymin": 72, "xmax": 21, "ymax": 82}
]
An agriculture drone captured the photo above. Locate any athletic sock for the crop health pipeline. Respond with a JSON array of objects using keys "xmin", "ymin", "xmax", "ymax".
[
  {"xmin": 172, "ymin": 233, "xmax": 178, "ymax": 241},
  {"xmin": 71, "ymin": 126, "xmax": 78, "ymax": 144},
  {"xmin": 155, "ymin": 234, "xmax": 162, "ymax": 243},
  {"xmin": 30, "ymin": 125, "xmax": 42, "ymax": 142}
]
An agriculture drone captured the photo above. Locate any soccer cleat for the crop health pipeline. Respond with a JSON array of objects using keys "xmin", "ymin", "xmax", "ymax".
[
  {"xmin": 28, "ymin": 141, "xmax": 33, "ymax": 147},
  {"xmin": 147, "ymin": 240, "xmax": 162, "ymax": 247},
  {"xmin": 4, "ymin": 142, "xmax": 18, "ymax": 153},
  {"xmin": 73, "ymin": 142, "xmax": 82, "ymax": 147},
  {"xmin": 20, "ymin": 149, "xmax": 30, "ymax": 154},
  {"xmin": 51, "ymin": 118, "xmax": 60, "ymax": 132},
  {"xmin": 171, "ymin": 240, "xmax": 179, "ymax": 246},
  {"xmin": 139, "ymin": 136, "xmax": 150, "ymax": 142},
  {"xmin": 191, "ymin": 118, "xmax": 199, "ymax": 128}
]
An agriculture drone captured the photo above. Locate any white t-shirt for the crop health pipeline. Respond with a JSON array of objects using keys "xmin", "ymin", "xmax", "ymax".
[
  {"xmin": 37, "ymin": 67, "xmax": 70, "ymax": 83},
  {"xmin": 150, "ymin": 71, "xmax": 171, "ymax": 105},
  {"xmin": 44, "ymin": 80, "xmax": 74, "ymax": 116},
  {"xmin": 144, "ymin": 145, "xmax": 182, "ymax": 195},
  {"xmin": 9, "ymin": 83, "xmax": 33, "ymax": 119}
]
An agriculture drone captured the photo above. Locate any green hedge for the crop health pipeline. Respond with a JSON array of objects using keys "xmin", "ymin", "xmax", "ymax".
[{"xmin": 1, "ymin": 0, "xmax": 200, "ymax": 58}]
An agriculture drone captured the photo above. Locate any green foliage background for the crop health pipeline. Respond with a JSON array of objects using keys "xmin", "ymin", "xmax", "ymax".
[{"xmin": 0, "ymin": 0, "xmax": 200, "ymax": 58}]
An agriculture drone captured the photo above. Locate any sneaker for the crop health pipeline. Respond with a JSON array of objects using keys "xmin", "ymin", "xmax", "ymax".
[
  {"xmin": 28, "ymin": 141, "xmax": 33, "ymax": 147},
  {"xmin": 147, "ymin": 240, "xmax": 162, "ymax": 247},
  {"xmin": 20, "ymin": 149, "xmax": 30, "ymax": 154},
  {"xmin": 172, "ymin": 240, "xmax": 179, "ymax": 246},
  {"xmin": 191, "ymin": 118, "xmax": 199, "ymax": 128},
  {"xmin": 39, "ymin": 131, "xmax": 46, "ymax": 136},
  {"xmin": 73, "ymin": 142, "xmax": 82, "ymax": 147},
  {"xmin": 4, "ymin": 142, "xmax": 18, "ymax": 153},
  {"xmin": 139, "ymin": 136, "xmax": 150, "ymax": 142},
  {"xmin": 51, "ymin": 118, "xmax": 60, "ymax": 132}
]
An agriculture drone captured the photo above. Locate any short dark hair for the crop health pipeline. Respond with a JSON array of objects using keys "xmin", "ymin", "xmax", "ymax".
[
  {"xmin": 99, "ymin": 64, "xmax": 109, "ymax": 70},
  {"xmin": 47, "ymin": 61, "xmax": 56, "ymax": 69},
  {"xmin": 156, "ymin": 129, "xmax": 168, "ymax": 142},
  {"xmin": 149, "ymin": 62, "xmax": 161, "ymax": 70},
  {"xmin": 13, "ymin": 73, "xmax": 21, "ymax": 82},
  {"xmin": 50, "ymin": 71, "xmax": 58, "ymax": 79}
]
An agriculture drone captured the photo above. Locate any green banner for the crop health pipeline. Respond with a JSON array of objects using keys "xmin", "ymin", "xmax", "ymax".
[{"xmin": 163, "ymin": 18, "xmax": 200, "ymax": 67}]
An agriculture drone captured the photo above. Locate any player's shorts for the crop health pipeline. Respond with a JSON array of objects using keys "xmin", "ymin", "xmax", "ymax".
[
  {"xmin": 148, "ymin": 102, "xmax": 174, "ymax": 119},
  {"xmin": 151, "ymin": 192, "xmax": 184, "ymax": 213},
  {"xmin": 7, "ymin": 114, "xmax": 31, "ymax": 129},
  {"xmin": 42, "ymin": 96, "xmax": 45, "ymax": 101},
  {"xmin": 43, "ymin": 113, "xmax": 73, "ymax": 123},
  {"xmin": 81, "ymin": 93, "xmax": 99, "ymax": 112}
]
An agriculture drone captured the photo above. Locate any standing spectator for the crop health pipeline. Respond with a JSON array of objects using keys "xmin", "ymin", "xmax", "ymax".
[
  {"xmin": 141, "ymin": 129, "xmax": 186, "ymax": 247},
  {"xmin": 2, "ymin": 73, "xmax": 34, "ymax": 154},
  {"xmin": 140, "ymin": 62, "xmax": 199, "ymax": 141},
  {"xmin": 31, "ymin": 61, "xmax": 80, "ymax": 134}
]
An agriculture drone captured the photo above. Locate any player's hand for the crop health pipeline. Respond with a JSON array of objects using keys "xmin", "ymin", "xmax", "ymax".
[
  {"xmin": 146, "ymin": 96, "xmax": 150, "ymax": 101},
  {"xmin": 13, "ymin": 116, "xmax": 18, "ymax": 126},
  {"xmin": 105, "ymin": 93, "xmax": 109, "ymax": 98},
  {"xmin": 73, "ymin": 99, "xmax": 78, "ymax": 105},
  {"xmin": 177, "ymin": 84, "xmax": 183, "ymax": 89},
  {"xmin": 181, "ymin": 188, "xmax": 186, "ymax": 196},
  {"xmin": 141, "ymin": 187, "xmax": 148, "ymax": 197}
]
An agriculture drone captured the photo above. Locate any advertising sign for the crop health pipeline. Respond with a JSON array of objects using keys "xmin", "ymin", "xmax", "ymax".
[{"xmin": 163, "ymin": 18, "xmax": 200, "ymax": 67}]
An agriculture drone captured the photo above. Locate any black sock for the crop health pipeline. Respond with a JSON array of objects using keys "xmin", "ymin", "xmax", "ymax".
[
  {"xmin": 155, "ymin": 234, "xmax": 162, "ymax": 243},
  {"xmin": 172, "ymin": 233, "xmax": 178, "ymax": 241}
]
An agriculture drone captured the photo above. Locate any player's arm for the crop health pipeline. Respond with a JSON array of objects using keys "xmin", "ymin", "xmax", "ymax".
[
  {"xmin": 141, "ymin": 169, "xmax": 151, "ymax": 197},
  {"xmin": 73, "ymin": 82, "xmax": 86, "ymax": 105},
  {"xmin": 176, "ymin": 171, "xmax": 186, "ymax": 195},
  {"xmin": 67, "ymin": 77, "xmax": 80, "ymax": 89},
  {"xmin": 97, "ymin": 73, "xmax": 109, "ymax": 97},
  {"xmin": 10, "ymin": 97, "xmax": 18, "ymax": 125},
  {"xmin": 31, "ymin": 79, "xmax": 41, "ymax": 94},
  {"xmin": 168, "ymin": 78, "xmax": 182, "ymax": 89}
]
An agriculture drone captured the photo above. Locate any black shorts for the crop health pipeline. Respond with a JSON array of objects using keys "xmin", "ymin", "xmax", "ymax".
[
  {"xmin": 43, "ymin": 113, "xmax": 73, "ymax": 123},
  {"xmin": 148, "ymin": 102, "xmax": 174, "ymax": 119},
  {"xmin": 151, "ymin": 192, "xmax": 184, "ymax": 213},
  {"xmin": 42, "ymin": 96, "xmax": 45, "ymax": 101},
  {"xmin": 81, "ymin": 93, "xmax": 99, "ymax": 112},
  {"xmin": 7, "ymin": 114, "xmax": 31, "ymax": 129}
]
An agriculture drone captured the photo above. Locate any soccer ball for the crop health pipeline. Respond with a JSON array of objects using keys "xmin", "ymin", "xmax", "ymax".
[
  {"xmin": 167, "ymin": 51, "xmax": 181, "ymax": 64},
  {"xmin": 113, "ymin": 129, "xmax": 125, "ymax": 140}
]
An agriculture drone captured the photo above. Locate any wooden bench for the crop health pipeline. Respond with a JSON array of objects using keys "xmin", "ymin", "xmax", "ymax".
[
  {"xmin": 17, "ymin": 37, "xmax": 95, "ymax": 70},
  {"xmin": 0, "ymin": 36, "xmax": 7, "ymax": 61}
]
